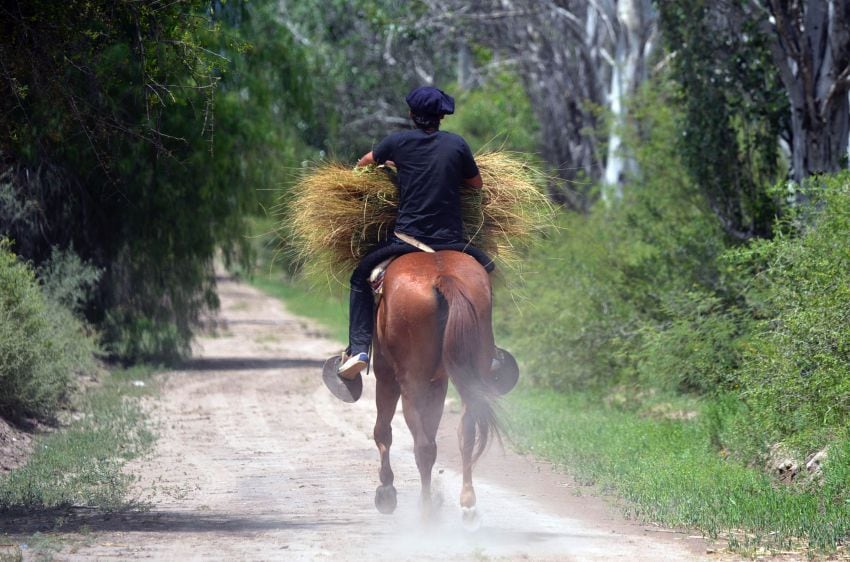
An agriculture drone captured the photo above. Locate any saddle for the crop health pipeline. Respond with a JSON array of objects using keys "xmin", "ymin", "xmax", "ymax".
[
  {"xmin": 368, "ymin": 257, "xmax": 395, "ymax": 296},
  {"xmin": 369, "ymin": 231, "xmax": 435, "ymax": 297}
]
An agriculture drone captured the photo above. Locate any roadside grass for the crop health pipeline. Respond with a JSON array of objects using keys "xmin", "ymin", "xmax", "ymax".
[
  {"xmin": 0, "ymin": 365, "xmax": 158, "ymax": 511},
  {"xmin": 245, "ymin": 214, "xmax": 349, "ymax": 345},
  {"xmin": 505, "ymin": 387, "xmax": 850, "ymax": 555}
]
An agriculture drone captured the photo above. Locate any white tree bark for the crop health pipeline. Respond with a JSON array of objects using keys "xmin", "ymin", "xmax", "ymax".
[
  {"xmin": 457, "ymin": 42, "xmax": 474, "ymax": 90},
  {"xmin": 423, "ymin": 0, "xmax": 656, "ymax": 207},
  {"xmin": 603, "ymin": 0, "xmax": 656, "ymax": 201},
  {"xmin": 757, "ymin": 0, "xmax": 850, "ymax": 183}
]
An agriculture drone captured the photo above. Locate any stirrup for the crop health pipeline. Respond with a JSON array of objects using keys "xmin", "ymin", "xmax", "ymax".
[
  {"xmin": 489, "ymin": 347, "xmax": 519, "ymax": 395},
  {"xmin": 322, "ymin": 355, "xmax": 363, "ymax": 403},
  {"xmin": 338, "ymin": 352, "xmax": 369, "ymax": 378}
]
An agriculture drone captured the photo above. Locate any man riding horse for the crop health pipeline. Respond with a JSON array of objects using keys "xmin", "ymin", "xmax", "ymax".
[
  {"xmin": 329, "ymin": 86, "xmax": 497, "ymax": 388},
  {"xmin": 321, "ymin": 87, "xmax": 519, "ymax": 518}
]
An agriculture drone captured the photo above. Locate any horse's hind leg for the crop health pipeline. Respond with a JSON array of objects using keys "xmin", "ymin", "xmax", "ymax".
[
  {"xmin": 403, "ymin": 378, "xmax": 448, "ymax": 517},
  {"xmin": 374, "ymin": 375, "xmax": 400, "ymax": 514},
  {"xmin": 459, "ymin": 404, "xmax": 481, "ymax": 528}
]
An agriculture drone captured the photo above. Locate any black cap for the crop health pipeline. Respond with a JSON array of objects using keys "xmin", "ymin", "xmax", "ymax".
[{"xmin": 405, "ymin": 86, "xmax": 455, "ymax": 116}]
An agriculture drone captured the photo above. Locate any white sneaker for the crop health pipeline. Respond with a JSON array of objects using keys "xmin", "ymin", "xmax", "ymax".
[{"xmin": 338, "ymin": 352, "xmax": 369, "ymax": 379}]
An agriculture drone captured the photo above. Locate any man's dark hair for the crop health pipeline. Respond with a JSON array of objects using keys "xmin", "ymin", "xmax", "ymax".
[{"xmin": 411, "ymin": 112, "xmax": 441, "ymax": 131}]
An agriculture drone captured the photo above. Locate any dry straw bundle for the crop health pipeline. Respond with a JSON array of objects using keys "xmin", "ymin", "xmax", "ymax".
[{"xmin": 283, "ymin": 151, "xmax": 552, "ymax": 282}]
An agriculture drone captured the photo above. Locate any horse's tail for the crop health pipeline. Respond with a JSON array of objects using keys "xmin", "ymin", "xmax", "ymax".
[{"xmin": 435, "ymin": 275, "xmax": 501, "ymax": 464}]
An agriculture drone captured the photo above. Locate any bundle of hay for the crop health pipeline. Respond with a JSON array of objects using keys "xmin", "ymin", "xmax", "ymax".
[{"xmin": 281, "ymin": 151, "xmax": 552, "ymax": 282}]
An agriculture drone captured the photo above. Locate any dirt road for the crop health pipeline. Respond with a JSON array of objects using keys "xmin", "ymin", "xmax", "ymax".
[{"xmin": 52, "ymin": 277, "xmax": 716, "ymax": 561}]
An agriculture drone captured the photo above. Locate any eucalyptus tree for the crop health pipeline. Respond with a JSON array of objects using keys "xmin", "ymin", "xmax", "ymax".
[
  {"xmin": 656, "ymin": 0, "xmax": 850, "ymax": 237},
  {"xmin": 656, "ymin": 0, "xmax": 787, "ymax": 240},
  {"xmin": 418, "ymin": 0, "xmax": 657, "ymax": 208},
  {"xmin": 602, "ymin": 0, "xmax": 657, "ymax": 200},
  {"xmin": 754, "ymin": 0, "xmax": 850, "ymax": 183}
]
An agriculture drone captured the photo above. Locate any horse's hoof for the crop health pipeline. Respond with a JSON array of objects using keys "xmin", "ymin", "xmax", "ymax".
[
  {"xmin": 489, "ymin": 347, "xmax": 519, "ymax": 395},
  {"xmin": 375, "ymin": 485, "xmax": 397, "ymax": 514},
  {"xmin": 461, "ymin": 506, "xmax": 481, "ymax": 532},
  {"xmin": 322, "ymin": 356, "xmax": 362, "ymax": 403}
]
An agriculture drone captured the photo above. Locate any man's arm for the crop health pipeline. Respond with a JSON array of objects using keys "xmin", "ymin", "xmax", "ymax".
[
  {"xmin": 463, "ymin": 174, "xmax": 483, "ymax": 189},
  {"xmin": 356, "ymin": 151, "xmax": 395, "ymax": 168},
  {"xmin": 459, "ymin": 138, "xmax": 481, "ymax": 188},
  {"xmin": 356, "ymin": 151, "xmax": 376, "ymax": 168}
]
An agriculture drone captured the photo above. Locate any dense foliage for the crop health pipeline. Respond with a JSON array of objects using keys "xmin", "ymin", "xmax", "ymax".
[
  {"xmin": 656, "ymin": 0, "xmax": 788, "ymax": 240},
  {"xmin": 731, "ymin": 174, "xmax": 850, "ymax": 454},
  {"xmin": 496, "ymin": 76, "xmax": 850, "ymax": 474},
  {"xmin": 0, "ymin": 0, "xmax": 316, "ymax": 361},
  {"xmin": 498, "ymin": 80, "xmax": 728, "ymax": 391},
  {"xmin": 444, "ymin": 72, "xmax": 540, "ymax": 155}
]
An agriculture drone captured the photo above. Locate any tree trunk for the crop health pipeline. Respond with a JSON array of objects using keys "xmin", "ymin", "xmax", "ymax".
[
  {"xmin": 763, "ymin": 0, "xmax": 850, "ymax": 183},
  {"xmin": 457, "ymin": 42, "xmax": 473, "ymax": 91},
  {"xmin": 603, "ymin": 0, "xmax": 656, "ymax": 201},
  {"xmin": 789, "ymin": 96, "xmax": 850, "ymax": 183}
]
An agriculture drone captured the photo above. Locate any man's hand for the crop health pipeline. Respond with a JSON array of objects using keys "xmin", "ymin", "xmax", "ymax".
[{"xmin": 356, "ymin": 151, "xmax": 376, "ymax": 168}]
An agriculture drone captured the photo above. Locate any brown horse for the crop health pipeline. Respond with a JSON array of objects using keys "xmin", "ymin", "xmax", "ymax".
[{"xmin": 368, "ymin": 249, "xmax": 516, "ymax": 522}]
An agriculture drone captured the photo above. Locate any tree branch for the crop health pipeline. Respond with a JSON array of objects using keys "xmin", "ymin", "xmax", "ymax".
[{"xmin": 823, "ymin": 64, "xmax": 850, "ymax": 111}]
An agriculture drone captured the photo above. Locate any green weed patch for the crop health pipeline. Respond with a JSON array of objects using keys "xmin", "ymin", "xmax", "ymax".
[
  {"xmin": 0, "ymin": 366, "xmax": 157, "ymax": 511},
  {"xmin": 505, "ymin": 388, "xmax": 850, "ymax": 554}
]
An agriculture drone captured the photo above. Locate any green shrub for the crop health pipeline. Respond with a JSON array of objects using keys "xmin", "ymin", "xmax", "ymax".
[
  {"xmin": 445, "ymin": 71, "xmax": 540, "ymax": 154},
  {"xmin": 0, "ymin": 242, "xmax": 98, "ymax": 419},
  {"xmin": 731, "ymin": 173, "xmax": 850, "ymax": 454},
  {"xmin": 101, "ymin": 311, "xmax": 185, "ymax": 365},
  {"xmin": 497, "ymin": 211, "xmax": 636, "ymax": 388},
  {"xmin": 37, "ymin": 246, "xmax": 102, "ymax": 313},
  {"xmin": 636, "ymin": 291, "xmax": 748, "ymax": 394},
  {"xmin": 498, "ymin": 79, "xmax": 728, "ymax": 391}
]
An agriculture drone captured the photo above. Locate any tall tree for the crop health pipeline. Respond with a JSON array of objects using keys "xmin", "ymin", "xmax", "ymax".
[
  {"xmin": 658, "ymin": 0, "xmax": 850, "ymax": 233},
  {"xmin": 603, "ymin": 0, "xmax": 657, "ymax": 200},
  {"xmin": 420, "ymin": 0, "xmax": 657, "ymax": 209},
  {"xmin": 657, "ymin": 0, "xmax": 787, "ymax": 240}
]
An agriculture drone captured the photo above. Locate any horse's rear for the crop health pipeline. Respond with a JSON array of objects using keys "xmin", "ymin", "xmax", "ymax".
[{"xmin": 371, "ymin": 250, "xmax": 500, "ymax": 522}]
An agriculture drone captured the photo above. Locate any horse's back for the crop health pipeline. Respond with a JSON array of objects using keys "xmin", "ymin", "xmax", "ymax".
[
  {"xmin": 383, "ymin": 250, "xmax": 489, "ymax": 295},
  {"xmin": 380, "ymin": 250, "xmax": 490, "ymax": 316},
  {"xmin": 375, "ymin": 250, "xmax": 492, "ymax": 385}
]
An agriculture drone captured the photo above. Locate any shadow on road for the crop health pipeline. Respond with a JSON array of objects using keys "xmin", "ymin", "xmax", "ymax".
[
  {"xmin": 178, "ymin": 357, "xmax": 325, "ymax": 372},
  {"xmin": 0, "ymin": 507, "xmax": 353, "ymax": 535}
]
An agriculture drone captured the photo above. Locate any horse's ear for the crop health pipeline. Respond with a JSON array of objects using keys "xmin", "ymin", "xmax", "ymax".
[{"xmin": 488, "ymin": 347, "xmax": 519, "ymax": 396}]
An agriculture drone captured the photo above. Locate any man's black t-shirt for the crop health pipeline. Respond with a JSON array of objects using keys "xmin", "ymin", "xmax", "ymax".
[{"xmin": 372, "ymin": 129, "xmax": 479, "ymax": 245}]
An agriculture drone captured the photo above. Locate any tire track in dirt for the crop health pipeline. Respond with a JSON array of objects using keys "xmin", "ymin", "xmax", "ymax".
[{"xmin": 54, "ymin": 277, "xmax": 720, "ymax": 561}]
